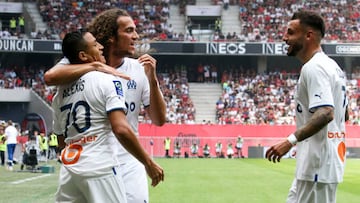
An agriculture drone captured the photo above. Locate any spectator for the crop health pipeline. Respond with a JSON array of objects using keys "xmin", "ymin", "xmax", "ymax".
[
  {"xmin": 223, "ymin": 0, "xmax": 229, "ymax": 10},
  {"xmin": 215, "ymin": 17, "xmax": 222, "ymax": 33},
  {"xmin": 164, "ymin": 137, "xmax": 171, "ymax": 158},
  {"xmin": 39, "ymin": 132, "xmax": 48, "ymax": 161},
  {"xmin": 9, "ymin": 17, "xmax": 16, "ymax": 35},
  {"xmin": 4, "ymin": 120, "xmax": 18, "ymax": 171},
  {"xmin": 235, "ymin": 135, "xmax": 244, "ymax": 158},
  {"xmin": 204, "ymin": 64, "xmax": 210, "ymax": 82},
  {"xmin": 18, "ymin": 15, "xmax": 25, "ymax": 34},
  {"xmin": 211, "ymin": 65, "xmax": 218, "ymax": 83},
  {"xmin": 186, "ymin": 18, "xmax": 193, "ymax": 36},
  {"xmin": 226, "ymin": 143, "xmax": 234, "ymax": 158},
  {"xmin": 203, "ymin": 143, "xmax": 211, "ymax": 158},
  {"xmin": 190, "ymin": 143, "xmax": 199, "ymax": 157},
  {"xmin": 173, "ymin": 141, "xmax": 181, "ymax": 158},
  {"xmin": 48, "ymin": 131, "xmax": 58, "ymax": 160},
  {"xmin": 0, "ymin": 126, "xmax": 6, "ymax": 166},
  {"xmin": 215, "ymin": 141, "xmax": 223, "ymax": 158}
]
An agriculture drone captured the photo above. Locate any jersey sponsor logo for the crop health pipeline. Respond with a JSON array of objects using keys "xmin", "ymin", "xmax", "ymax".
[
  {"xmin": 127, "ymin": 79, "xmax": 137, "ymax": 90},
  {"xmin": 61, "ymin": 144, "xmax": 83, "ymax": 165},
  {"xmin": 314, "ymin": 92, "xmax": 322, "ymax": 99},
  {"xmin": 296, "ymin": 104, "xmax": 302, "ymax": 113},
  {"xmin": 113, "ymin": 80, "xmax": 124, "ymax": 96},
  {"xmin": 62, "ymin": 135, "xmax": 98, "ymax": 165},
  {"xmin": 338, "ymin": 141, "xmax": 346, "ymax": 162},
  {"xmin": 327, "ymin": 131, "xmax": 345, "ymax": 139},
  {"xmin": 68, "ymin": 135, "xmax": 98, "ymax": 145}
]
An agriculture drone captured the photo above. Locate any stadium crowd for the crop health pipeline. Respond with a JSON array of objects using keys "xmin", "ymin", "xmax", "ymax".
[
  {"xmin": 1, "ymin": 64, "xmax": 360, "ymax": 126},
  {"xmin": 0, "ymin": 63, "xmax": 195, "ymax": 124},
  {"xmin": 216, "ymin": 67, "xmax": 360, "ymax": 125},
  {"xmin": 0, "ymin": 0, "xmax": 351, "ymax": 42},
  {"xmin": 210, "ymin": 0, "xmax": 360, "ymax": 42},
  {"xmin": 37, "ymin": 0, "xmax": 174, "ymax": 41},
  {"xmin": 39, "ymin": 0, "xmax": 356, "ymax": 43}
]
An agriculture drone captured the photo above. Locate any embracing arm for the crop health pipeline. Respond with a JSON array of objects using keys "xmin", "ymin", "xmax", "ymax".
[
  {"xmin": 44, "ymin": 63, "xmax": 97, "ymax": 85},
  {"xmin": 44, "ymin": 62, "xmax": 130, "ymax": 86}
]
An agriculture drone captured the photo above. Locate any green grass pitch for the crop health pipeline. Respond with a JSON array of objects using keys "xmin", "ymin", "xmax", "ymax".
[{"xmin": 0, "ymin": 158, "xmax": 359, "ymax": 203}]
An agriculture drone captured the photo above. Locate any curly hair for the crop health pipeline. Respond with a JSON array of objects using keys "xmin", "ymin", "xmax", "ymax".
[{"xmin": 87, "ymin": 8, "xmax": 130, "ymax": 61}]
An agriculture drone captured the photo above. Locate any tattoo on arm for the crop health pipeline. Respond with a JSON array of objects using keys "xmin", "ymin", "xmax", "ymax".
[{"xmin": 295, "ymin": 106, "xmax": 334, "ymax": 142}]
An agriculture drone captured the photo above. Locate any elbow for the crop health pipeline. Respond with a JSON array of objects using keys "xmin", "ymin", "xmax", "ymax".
[
  {"xmin": 158, "ymin": 117, "xmax": 166, "ymax": 126},
  {"xmin": 154, "ymin": 120, "xmax": 166, "ymax": 127},
  {"xmin": 148, "ymin": 107, "xmax": 166, "ymax": 126},
  {"xmin": 112, "ymin": 124, "xmax": 131, "ymax": 140},
  {"xmin": 153, "ymin": 115, "xmax": 166, "ymax": 126},
  {"xmin": 44, "ymin": 71, "xmax": 56, "ymax": 86},
  {"xmin": 325, "ymin": 107, "xmax": 334, "ymax": 123}
]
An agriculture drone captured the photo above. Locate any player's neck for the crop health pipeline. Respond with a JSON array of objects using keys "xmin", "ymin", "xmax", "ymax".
[
  {"xmin": 108, "ymin": 56, "xmax": 125, "ymax": 68},
  {"xmin": 300, "ymin": 46, "xmax": 322, "ymax": 64}
]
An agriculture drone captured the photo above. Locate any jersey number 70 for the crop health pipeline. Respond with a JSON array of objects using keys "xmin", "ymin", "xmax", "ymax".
[{"xmin": 60, "ymin": 100, "xmax": 91, "ymax": 138}]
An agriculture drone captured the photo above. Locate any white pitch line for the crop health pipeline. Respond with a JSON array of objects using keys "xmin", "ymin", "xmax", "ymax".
[{"xmin": 11, "ymin": 174, "xmax": 52, "ymax": 185}]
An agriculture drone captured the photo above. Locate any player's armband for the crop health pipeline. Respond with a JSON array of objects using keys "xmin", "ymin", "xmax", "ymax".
[{"xmin": 287, "ymin": 134, "xmax": 298, "ymax": 146}]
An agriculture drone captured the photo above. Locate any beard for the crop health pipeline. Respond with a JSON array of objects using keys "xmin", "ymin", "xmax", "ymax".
[{"xmin": 287, "ymin": 41, "xmax": 303, "ymax": 56}]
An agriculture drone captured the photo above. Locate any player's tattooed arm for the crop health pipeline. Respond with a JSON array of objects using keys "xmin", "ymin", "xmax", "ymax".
[{"xmin": 294, "ymin": 106, "xmax": 334, "ymax": 142}]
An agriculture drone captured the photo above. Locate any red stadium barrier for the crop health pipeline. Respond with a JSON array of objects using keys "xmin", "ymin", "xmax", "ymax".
[{"xmin": 138, "ymin": 124, "xmax": 360, "ymax": 158}]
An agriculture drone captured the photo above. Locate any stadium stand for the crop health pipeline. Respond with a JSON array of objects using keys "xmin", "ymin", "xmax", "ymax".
[
  {"xmin": 2, "ymin": 63, "xmax": 360, "ymax": 126},
  {"xmin": 37, "ymin": 0, "xmax": 172, "ymax": 40},
  {"xmin": 235, "ymin": 0, "xmax": 360, "ymax": 43},
  {"xmin": 0, "ymin": 0, "xmax": 359, "ymax": 42}
]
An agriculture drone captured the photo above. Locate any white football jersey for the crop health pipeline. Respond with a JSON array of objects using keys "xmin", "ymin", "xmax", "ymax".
[
  {"xmin": 294, "ymin": 52, "xmax": 347, "ymax": 183},
  {"xmin": 52, "ymin": 71, "xmax": 127, "ymax": 176},
  {"xmin": 116, "ymin": 57, "xmax": 150, "ymax": 135},
  {"xmin": 57, "ymin": 57, "xmax": 152, "ymax": 163},
  {"xmin": 113, "ymin": 57, "xmax": 151, "ymax": 163}
]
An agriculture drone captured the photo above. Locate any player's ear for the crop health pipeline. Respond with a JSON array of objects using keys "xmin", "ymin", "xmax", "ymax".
[
  {"xmin": 306, "ymin": 29, "xmax": 314, "ymax": 40},
  {"xmin": 78, "ymin": 51, "xmax": 88, "ymax": 62}
]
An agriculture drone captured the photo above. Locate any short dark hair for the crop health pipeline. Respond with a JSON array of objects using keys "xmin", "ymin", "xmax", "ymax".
[
  {"xmin": 291, "ymin": 10, "xmax": 325, "ymax": 38},
  {"xmin": 62, "ymin": 30, "xmax": 88, "ymax": 64}
]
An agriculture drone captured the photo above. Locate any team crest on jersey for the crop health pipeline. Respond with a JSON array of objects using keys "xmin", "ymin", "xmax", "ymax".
[
  {"xmin": 127, "ymin": 79, "xmax": 137, "ymax": 90},
  {"xmin": 113, "ymin": 80, "xmax": 123, "ymax": 96}
]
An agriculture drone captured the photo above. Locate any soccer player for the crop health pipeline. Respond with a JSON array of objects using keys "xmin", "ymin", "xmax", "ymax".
[
  {"xmin": 53, "ymin": 30, "xmax": 164, "ymax": 202},
  {"xmin": 44, "ymin": 8, "xmax": 167, "ymax": 203},
  {"xmin": 265, "ymin": 11, "xmax": 348, "ymax": 203}
]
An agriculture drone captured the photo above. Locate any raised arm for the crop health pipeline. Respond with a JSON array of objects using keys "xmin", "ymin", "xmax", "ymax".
[
  {"xmin": 44, "ymin": 61, "xmax": 130, "ymax": 86},
  {"xmin": 138, "ymin": 54, "xmax": 166, "ymax": 126}
]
